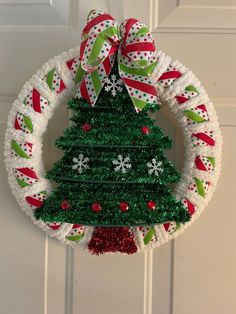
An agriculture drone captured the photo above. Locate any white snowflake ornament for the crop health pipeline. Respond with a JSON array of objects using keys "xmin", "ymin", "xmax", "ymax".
[
  {"xmin": 104, "ymin": 74, "xmax": 123, "ymax": 97},
  {"xmin": 72, "ymin": 154, "xmax": 90, "ymax": 174},
  {"xmin": 112, "ymin": 155, "xmax": 132, "ymax": 173},
  {"xmin": 147, "ymin": 158, "xmax": 163, "ymax": 176}
]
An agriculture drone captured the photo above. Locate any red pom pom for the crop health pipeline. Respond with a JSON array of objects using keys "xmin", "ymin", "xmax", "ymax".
[
  {"xmin": 119, "ymin": 202, "xmax": 129, "ymax": 212},
  {"xmin": 82, "ymin": 123, "xmax": 92, "ymax": 132},
  {"xmin": 147, "ymin": 201, "xmax": 156, "ymax": 210},
  {"xmin": 61, "ymin": 200, "xmax": 70, "ymax": 210},
  {"xmin": 92, "ymin": 202, "xmax": 102, "ymax": 213},
  {"xmin": 141, "ymin": 126, "xmax": 150, "ymax": 135}
]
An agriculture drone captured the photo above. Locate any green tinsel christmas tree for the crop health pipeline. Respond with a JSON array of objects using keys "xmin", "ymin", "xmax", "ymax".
[{"xmin": 34, "ymin": 63, "xmax": 190, "ymax": 227}]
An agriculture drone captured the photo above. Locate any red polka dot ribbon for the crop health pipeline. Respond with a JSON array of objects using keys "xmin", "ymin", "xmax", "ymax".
[{"xmin": 76, "ymin": 9, "xmax": 159, "ymax": 111}]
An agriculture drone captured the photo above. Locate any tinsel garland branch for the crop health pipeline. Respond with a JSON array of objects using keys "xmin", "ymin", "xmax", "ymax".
[{"xmin": 34, "ymin": 181, "xmax": 190, "ymax": 225}]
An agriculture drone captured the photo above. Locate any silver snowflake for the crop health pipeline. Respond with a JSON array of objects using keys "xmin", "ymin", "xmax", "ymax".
[
  {"xmin": 104, "ymin": 74, "xmax": 123, "ymax": 97},
  {"xmin": 112, "ymin": 155, "xmax": 132, "ymax": 173},
  {"xmin": 147, "ymin": 158, "xmax": 163, "ymax": 176},
  {"xmin": 72, "ymin": 154, "xmax": 90, "ymax": 174}
]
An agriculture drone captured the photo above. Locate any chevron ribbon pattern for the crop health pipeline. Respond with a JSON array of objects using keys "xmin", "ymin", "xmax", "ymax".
[
  {"xmin": 188, "ymin": 178, "xmax": 210, "ymax": 198},
  {"xmin": 139, "ymin": 226, "xmax": 156, "ymax": 245},
  {"xmin": 157, "ymin": 64, "xmax": 182, "ymax": 88},
  {"xmin": 11, "ymin": 140, "xmax": 32, "ymax": 159},
  {"xmin": 24, "ymin": 88, "xmax": 50, "ymax": 113},
  {"xmin": 47, "ymin": 222, "xmax": 62, "ymax": 230},
  {"xmin": 26, "ymin": 191, "xmax": 47, "ymax": 210},
  {"xmin": 14, "ymin": 167, "xmax": 39, "ymax": 187},
  {"xmin": 182, "ymin": 198, "xmax": 196, "ymax": 216},
  {"xmin": 66, "ymin": 224, "xmax": 85, "ymax": 242},
  {"xmin": 175, "ymin": 85, "xmax": 199, "ymax": 104},
  {"xmin": 192, "ymin": 130, "xmax": 215, "ymax": 147},
  {"xmin": 184, "ymin": 104, "xmax": 209, "ymax": 125},
  {"xmin": 195, "ymin": 156, "xmax": 215, "ymax": 172},
  {"xmin": 14, "ymin": 112, "xmax": 33, "ymax": 134},
  {"xmin": 44, "ymin": 68, "xmax": 66, "ymax": 94}
]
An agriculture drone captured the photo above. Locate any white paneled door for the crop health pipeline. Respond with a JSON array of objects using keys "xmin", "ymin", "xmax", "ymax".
[{"xmin": 0, "ymin": 1, "xmax": 235, "ymax": 314}]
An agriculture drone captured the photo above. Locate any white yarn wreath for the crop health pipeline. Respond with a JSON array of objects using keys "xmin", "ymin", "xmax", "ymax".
[{"xmin": 4, "ymin": 47, "xmax": 222, "ymax": 252}]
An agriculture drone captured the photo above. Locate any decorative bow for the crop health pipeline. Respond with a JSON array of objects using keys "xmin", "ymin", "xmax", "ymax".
[{"xmin": 76, "ymin": 9, "xmax": 158, "ymax": 112}]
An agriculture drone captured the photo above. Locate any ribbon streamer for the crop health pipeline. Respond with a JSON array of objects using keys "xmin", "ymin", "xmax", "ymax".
[{"xmin": 76, "ymin": 9, "xmax": 159, "ymax": 111}]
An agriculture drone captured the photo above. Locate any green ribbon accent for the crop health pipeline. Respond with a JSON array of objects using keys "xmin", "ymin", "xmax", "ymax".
[
  {"xmin": 23, "ymin": 115, "xmax": 33, "ymax": 133},
  {"xmin": 207, "ymin": 157, "xmax": 215, "ymax": 168},
  {"xmin": 91, "ymin": 71, "xmax": 102, "ymax": 95},
  {"xmin": 185, "ymin": 85, "xmax": 198, "ymax": 93},
  {"xmin": 66, "ymin": 233, "xmax": 84, "ymax": 242},
  {"xmin": 119, "ymin": 62, "xmax": 157, "ymax": 77},
  {"xmin": 46, "ymin": 69, "xmax": 55, "ymax": 90},
  {"xmin": 184, "ymin": 110, "xmax": 206, "ymax": 123},
  {"xmin": 87, "ymin": 26, "xmax": 118, "ymax": 67},
  {"xmin": 136, "ymin": 26, "xmax": 149, "ymax": 36},
  {"xmin": 75, "ymin": 64, "xmax": 85, "ymax": 84},
  {"xmin": 194, "ymin": 177, "xmax": 205, "ymax": 197},
  {"xmin": 144, "ymin": 226, "xmax": 155, "ymax": 245},
  {"xmin": 131, "ymin": 97, "xmax": 146, "ymax": 110},
  {"xmin": 175, "ymin": 222, "xmax": 181, "ymax": 231},
  {"xmin": 11, "ymin": 140, "xmax": 30, "ymax": 159},
  {"xmin": 16, "ymin": 178, "xmax": 30, "ymax": 188}
]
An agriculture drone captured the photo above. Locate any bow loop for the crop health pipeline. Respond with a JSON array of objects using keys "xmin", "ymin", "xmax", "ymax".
[
  {"xmin": 119, "ymin": 18, "xmax": 157, "ymax": 76},
  {"xmin": 76, "ymin": 10, "xmax": 159, "ymax": 111},
  {"xmin": 80, "ymin": 10, "xmax": 119, "ymax": 72}
]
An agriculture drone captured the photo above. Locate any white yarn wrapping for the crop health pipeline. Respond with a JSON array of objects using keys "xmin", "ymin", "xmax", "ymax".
[{"xmin": 4, "ymin": 48, "xmax": 222, "ymax": 253}]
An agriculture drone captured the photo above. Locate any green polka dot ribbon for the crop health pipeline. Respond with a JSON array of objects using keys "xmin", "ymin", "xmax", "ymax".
[{"xmin": 76, "ymin": 9, "xmax": 159, "ymax": 112}]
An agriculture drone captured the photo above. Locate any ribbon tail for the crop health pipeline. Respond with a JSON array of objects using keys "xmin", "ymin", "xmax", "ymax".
[
  {"xmin": 118, "ymin": 57, "xmax": 159, "ymax": 112},
  {"xmin": 76, "ymin": 55, "xmax": 115, "ymax": 105}
]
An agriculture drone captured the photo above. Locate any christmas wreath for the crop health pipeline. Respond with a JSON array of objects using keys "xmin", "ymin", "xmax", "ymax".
[{"xmin": 4, "ymin": 10, "xmax": 222, "ymax": 255}]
